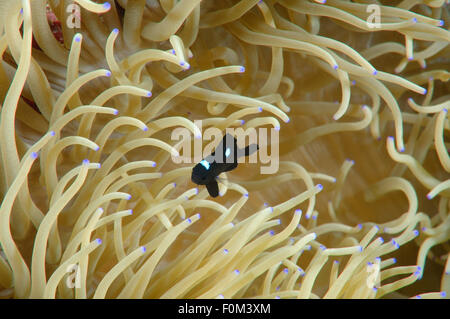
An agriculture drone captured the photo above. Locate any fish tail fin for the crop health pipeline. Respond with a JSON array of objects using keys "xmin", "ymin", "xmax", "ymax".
[{"xmin": 243, "ymin": 144, "xmax": 259, "ymax": 156}]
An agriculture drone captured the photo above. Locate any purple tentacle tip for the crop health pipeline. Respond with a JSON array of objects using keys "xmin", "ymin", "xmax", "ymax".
[
  {"xmin": 49, "ymin": 131, "xmax": 55, "ymax": 136},
  {"xmin": 105, "ymin": 70, "xmax": 111, "ymax": 77},
  {"xmin": 75, "ymin": 35, "xmax": 81, "ymax": 42},
  {"xmin": 285, "ymin": 117, "xmax": 290, "ymax": 123},
  {"xmin": 223, "ymin": 248, "xmax": 229, "ymax": 254},
  {"xmin": 440, "ymin": 291, "xmax": 446, "ymax": 297},
  {"xmin": 412, "ymin": 17, "xmax": 417, "ymax": 23},
  {"xmin": 333, "ymin": 64, "xmax": 338, "ymax": 70},
  {"xmin": 274, "ymin": 126, "xmax": 280, "ymax": 131},
  {"xmin": 82, "ymin": 159, "xmax": 90, "ymax": 165},
  {"xmin": 413, "ymin": 230, "xmax": 419, "ymax": 236},
  {"xmin": 316, "ymin": 184, "xmax": 323, "ymax": 191},
  {"xmin": 142, "ymin": 126, "xmax": 149, "ymax": 131},
  {"xmin": 112, "ymin": 28, "xmax": 119, "ymax": 34},
  {"xmin": 30, "ymin": 152, "xmax": 38, "ymax": 159},
  {"xmin": 96, "ymin": 238, "xmax": 102, "ymax": 244},
  {"xmin": 103, "ymin": 2, "xmax": 111, "ymax": 10},
  {"xmin": 141, "ymin": 246, "xmax": 147, "ymax": 253},
  {"xmin": 438, "ymin": 20, "xmax": 444, "ymax": 26},
  {"xmin": 187, "ymin": 218, "xmax": 192, "ymax": 223},
  {"xmin": 258, "ymin": 106, "xmax": 263, "ymax": 112},
  {"xmin": 234, "ymin": 269, "xmax": 240, "ymax": 274},
  {"xmin": 146, "ymin": 91, "xmax": 152, "ymax": 97},
  {"xmin": 244, "ymin": 193, "xmax": 249, "ymax": 197},
  {"xmin": 422, "ymin": 88, "xmax": 427, "ymax": 95},
  {"xmin": 269, "ymin": 230, "xmax": 275, "ymax": 236},
  {"xmin": 239, "ymin": 66, "xmax": 245, "ymax": 72}
]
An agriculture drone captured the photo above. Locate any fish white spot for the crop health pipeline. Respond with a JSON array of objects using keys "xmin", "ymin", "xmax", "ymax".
[{"xmin": 200, "ymin": 160, "xmax": 210, "ymax": 170}]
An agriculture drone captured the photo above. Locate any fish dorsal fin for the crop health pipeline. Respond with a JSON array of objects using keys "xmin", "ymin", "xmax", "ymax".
[{"xmin": 212, "ymin": 133, "xmax": 236, "ymax": 163}]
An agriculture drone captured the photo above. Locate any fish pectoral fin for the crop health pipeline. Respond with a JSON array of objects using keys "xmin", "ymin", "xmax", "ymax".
[{"xmin": 206, "ymin": 180, "xmax": 220, "ymax": 197}]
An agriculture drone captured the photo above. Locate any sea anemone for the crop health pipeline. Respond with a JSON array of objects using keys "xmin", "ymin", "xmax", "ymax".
[{"xmin": 0, "ymin": 0, "xmax": 448, "ymax": 299}]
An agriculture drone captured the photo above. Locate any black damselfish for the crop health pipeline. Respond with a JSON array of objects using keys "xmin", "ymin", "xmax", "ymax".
[{"xmin": 191, "ymin": 133, "xmax": 259, "ymax": 197}]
